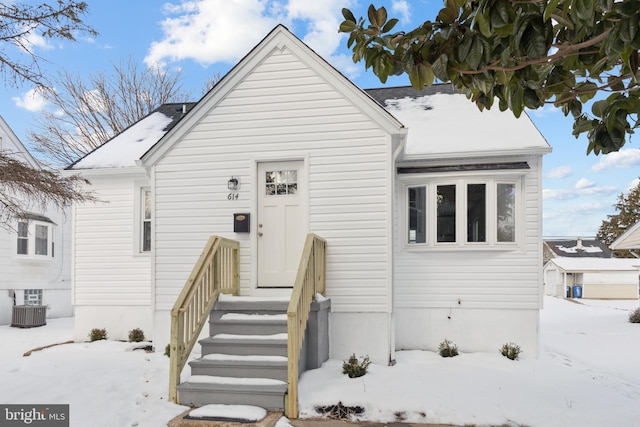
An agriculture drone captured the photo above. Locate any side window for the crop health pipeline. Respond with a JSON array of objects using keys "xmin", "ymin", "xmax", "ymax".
[
  {"xmin": 35, "ymin": 224, "xmax": 48, "ymax": 255},
  {"xmin": 141, "ymin": 188, "xmax": 152, "ymax": 252},
  {"xmin": 16, "ymin": 219, "xmax": 53, "ymax": 258},
  {"xmin": 497, "ymin": 183, "xmax": 516, "ymax": 243},
  {"xmin": 17, "ymin": 221, "xmax": 28, "ymax": 255},
  {"xmin": 408, "ymin": 187, "xmax": 426, "ymax": 244},
  {"xmin": 436, "ymin": 184, "xmax": 456, "ymax": 243},
  {"xmin": 467, "ymin": 183, "xmax": 486, "ymax": 243}
]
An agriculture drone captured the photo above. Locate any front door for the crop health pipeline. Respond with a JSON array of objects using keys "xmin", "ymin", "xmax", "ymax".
[{"xmin": 257, "ymin": 161, "xmax": 306, "ymax": 287}]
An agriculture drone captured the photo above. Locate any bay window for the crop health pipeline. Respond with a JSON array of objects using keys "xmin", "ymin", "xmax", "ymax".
[
  {"xmin": 404, "ymin": 177, "xmax": 520, "ymax": 248},
  {"xmin": 16, "ymin": 217, "xmax": 54, "ymax": 258}
]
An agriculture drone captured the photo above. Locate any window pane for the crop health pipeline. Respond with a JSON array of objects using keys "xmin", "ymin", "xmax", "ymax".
[
  {"xmin": 497, "ymin": 183, "xmax": 516, "ymax": 242},
  {"xmin": 408, "ymin": 187, "xmax": 426, "ymax": 243},
  {"xmin": 24, "ymin": 289, "xmax": 42, "ymax": 306},
  {"xmin": 17, "ymin": 221, "xmax": 28, "ymax": 255},
  {"xmin": 142, "ymin": 221, "xmax": 151, "ymax": 252},
  {"xmin": 467, "ymin": 184, "xmax": 486, "ymax": 242},
  {"xmin": 437, "ymin": 185, "xmax": 456, "ymax": 242},
  {"xmin": 35, "ymin": 224, "xmax": 48, "ymax": 255},
  {"xmin": 144, "ymin": 190, "xmax": 151, "ymax": 220}
]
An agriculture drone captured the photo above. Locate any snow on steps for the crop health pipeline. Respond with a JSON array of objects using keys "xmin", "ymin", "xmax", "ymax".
[{"xmin": 178, "ymin": 296, "xmax": 290, "ymax": 410}]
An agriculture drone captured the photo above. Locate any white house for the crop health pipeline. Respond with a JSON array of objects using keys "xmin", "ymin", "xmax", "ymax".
[
  {"xmin": 67, "ymin": 26, "xmax": 551, "ymax": 365},
  {"xmin": 543, "ymin": 257, "xmax": 639, "ymax": 299},
  {"xmin": 0, "ymin": 116, "xmax": 72, "ymax": 325}
]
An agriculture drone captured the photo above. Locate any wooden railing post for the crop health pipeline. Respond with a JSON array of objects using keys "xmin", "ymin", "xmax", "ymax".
[{"xmin": 286, "ymin": 233, "xmax": 326, "ymax": 418}]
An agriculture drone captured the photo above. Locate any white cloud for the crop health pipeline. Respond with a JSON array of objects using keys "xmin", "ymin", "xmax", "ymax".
[
  {"xmin": 392, "ymin": 0, "xmax": 411, "ymax": 23},
  {"xmin": 527, "ymin": 104, "xmax": 561, "ymax": 118},
  {"xmin": 546, "ymin": 165, "xmax": 573, "ymax": 179},
  {"xmin": 144, "ymin": 0, "xmax": 355, "ymax": 71},
  {"xmin": 13, "ymin": 87, "xmax": 48, "ymax": 112},
  {"xmin": 543, "ymin": 185, "xmax": 617, "ymax": 200},
  {"xmin": 591, "ymin": 148, "xmax": 640, "ymax": 172},
  {"xmin": 575, "ymin": 178, "xmax": 595, "ymax": 189},
  {"xmin": 22, "ymin": 31, "xmax": 54, "ymax": 51},
  {"xmin": 627, "ymin": 177, "xmax": 640, "ymax": 192}
]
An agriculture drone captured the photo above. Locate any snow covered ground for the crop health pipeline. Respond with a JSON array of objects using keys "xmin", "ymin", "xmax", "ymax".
[{"xmin": 1, "ymin": 296, "xmax": 639, "ymax": 427}]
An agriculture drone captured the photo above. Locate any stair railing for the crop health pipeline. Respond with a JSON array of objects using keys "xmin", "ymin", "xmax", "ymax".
[
  {"xmin": 286, "ymin": 233, "xmax": 326, "ymax": 418},
  {"xmin": 168, "ymin": 236, "xmax": 240, "ymax": 403}
]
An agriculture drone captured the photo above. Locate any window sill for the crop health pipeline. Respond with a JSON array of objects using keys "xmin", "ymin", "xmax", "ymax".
[
  {"xmin": 402, "ymin": 243, "xmax": 522, "ymax": 252},
  {"xmin": 15, "ymin": 255, "xmax": 54, "ymax": 262}
]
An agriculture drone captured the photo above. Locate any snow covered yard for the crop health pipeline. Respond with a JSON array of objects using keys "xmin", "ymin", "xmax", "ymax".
[{"xmin": 1, "ymin": 296, "xmax": 639, "ymax": 426}]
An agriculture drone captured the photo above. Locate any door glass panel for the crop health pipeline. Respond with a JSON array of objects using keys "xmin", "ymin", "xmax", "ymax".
[{"xmin": 265, "ymin": 170, "xmax": 298, "ymax": 196}]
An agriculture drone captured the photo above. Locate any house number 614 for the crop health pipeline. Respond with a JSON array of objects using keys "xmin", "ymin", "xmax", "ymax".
[{"xmin": 227, "ymin": 193, "xmax": 239, "ymax": 200}]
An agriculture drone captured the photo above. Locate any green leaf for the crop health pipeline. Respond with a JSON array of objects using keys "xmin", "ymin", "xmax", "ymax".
[
  {"xmin": 573, "ymin": 0, "xmax": 594, "ymax": 21},
  {"xmin": 376, "ymin": 7, "xmax": 388, "ymax": 28},
  {"xmin": 432, "ymin": 54, "xmax": 449, "ymax": 81},
  {"xmin": 341, "ymin": 8, "xmax": 356, "ymax": 22},
  {"xmin": 339, "ymin": 20, "xmax": 357, "ymax": 33},
  {"xmin": 522, "ymin": 25, "xmax": 547, "ymax": 59},
  {"xmin": 592, "ymin": 99, "xmax": 609, "ymax": 118},
  {"xmin": 382, "ymin": 18, "xmax": 399, "ymax": 33},
  {"xmin": 544, "ymin": 0, "xmax": 561, "ymax": 22},
  {"xmin": 467, "ymin": 36, "xmax": 484, "ymax": 70},
  {"xmin": 368, "ymin": 5, "xmax": 379, "ymax": 27},
  {"xmin": 437, "ymin": 0, "xmax": 459, "ymax": 25}
]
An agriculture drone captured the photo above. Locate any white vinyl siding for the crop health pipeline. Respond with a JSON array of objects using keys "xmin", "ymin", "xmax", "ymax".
[
  {"xmin": 153, "ymin": 47, "xmax": 393, "ymax": 313},
  {"xmin": 73, "ymin": 177, "xmax": 151, "ymax": 306},
  {"xmin": 394, "ymin": 156, "xmax": 543, "ymax": 310}
]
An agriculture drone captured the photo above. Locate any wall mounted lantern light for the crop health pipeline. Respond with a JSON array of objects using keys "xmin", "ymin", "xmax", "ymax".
[{"xmin": 228, "ymin": 177, "xmax": 239, "ymax": 191}]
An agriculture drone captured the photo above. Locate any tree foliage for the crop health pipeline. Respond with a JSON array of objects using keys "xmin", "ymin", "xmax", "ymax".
[
  {"xmin": 0, "ymin": 1, "xmax": 96, "ymax": 226},
  {"xmin": 0, "ymin": 1, "xmax": 96, "ymax": 88},
  {"xmin": 29, "ymin": 57, "xmax": 191, "ymax": 166},
  {"xmin": 596, "ymin": 180, "xmax": 640, "ymax": 257},
  {"xmin": 0, "ymin": 151, "xmax": 95, "ymax": 229},
  {"xmin": 339, "ymin": 1, "xmax": 640, "ymax": 155}
]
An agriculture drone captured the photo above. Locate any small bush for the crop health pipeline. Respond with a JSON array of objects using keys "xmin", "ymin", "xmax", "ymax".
[
  {"xmin": 342, "ymin": 353, "xmax": 371, "ymax": 378},
  {"xmin": 89, "ymin": 328, "xmax": 107, "ymax": 342},
  {"xmin": 500, "ymin": 342, "xmax": 522, "ymax": 360},
  {"xmin": 629, "ymin": 307, "xmax": 640, "ymax": 323},
  {"xmin": 128, "ymin": 328, "xmax": 145, "ymax": 342},
  {"xmin": 164, "ymin": 344, "xmax": 170, "ymax": 357},
  {"xmin": 438, "ymin": 339, "xmax": 459, "ymax": 357}
]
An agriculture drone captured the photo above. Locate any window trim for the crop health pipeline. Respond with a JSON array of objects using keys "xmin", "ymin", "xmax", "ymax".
[
  {"xmin": 15, "ymin": 219, "xmax": 54, "ymax": 259},
  {"xmin": 401, "ymin": 174, "xmax": 523, "ymax": 251},
  {"xmin": 133, "ymin": 185, "xmax": 153, "ymax": 255}
]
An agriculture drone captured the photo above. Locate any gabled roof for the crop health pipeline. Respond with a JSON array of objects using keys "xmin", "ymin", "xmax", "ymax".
[
  {"xmin": 67, "ymin": 103, "xmax": 196, "ymax": 170},
  {"xmin": 141, "ymin": 25, "xmax": 406, "ymax": 167},
  {"xmin": 610, "ymin": 220, "xmax": 640, "ymax": 250},
  {"xmin": 546, "ymin": 257, "xmax": 640, "ymax": 272},
  {"xmin": 544, "ymin": 239, "xmax": 613, "ymax": 258},
  {"xmin": 0, "ymin": 115, "xmax": 40, "ymax": 169},
  {"xmin": 365, "ymin": 85, "xmax": 551, "ymax": 160}
]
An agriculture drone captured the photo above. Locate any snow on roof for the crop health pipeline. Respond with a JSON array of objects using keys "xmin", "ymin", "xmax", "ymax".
[
  {"xmin": 70, "ymin": 112, "xmax": 173, "ymax": 169},
  {"xmin": 556, "ymin": 244, "xmax": 603, "ymax": 254},
  {"xmin": 380, "ymin": 92, "xmax": 551, "ymax": 159},
  {"xmin": 548, "ymin": 257, "xmax": 640, "ymax": 272}
]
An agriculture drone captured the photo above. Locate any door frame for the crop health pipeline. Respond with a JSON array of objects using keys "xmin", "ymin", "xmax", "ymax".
[{"xmin": 250, "ymin": 155, "xmax": 309, "ymax": 296}]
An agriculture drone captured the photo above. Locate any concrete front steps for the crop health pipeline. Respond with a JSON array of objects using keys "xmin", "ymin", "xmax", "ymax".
[{"xmin": 177, "ymin": 295, "xmax": 291, "ymax": 411}]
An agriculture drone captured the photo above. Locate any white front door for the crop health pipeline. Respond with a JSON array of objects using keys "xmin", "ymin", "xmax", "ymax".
[{"xmin": 257, "ymin": 161, "xmax": 307, "ymax": 287}]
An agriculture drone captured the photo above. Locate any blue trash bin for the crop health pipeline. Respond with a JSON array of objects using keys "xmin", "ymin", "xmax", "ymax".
[{"xmin": 572, "ymin": 285, "xmax": 583, "ymax": 298}]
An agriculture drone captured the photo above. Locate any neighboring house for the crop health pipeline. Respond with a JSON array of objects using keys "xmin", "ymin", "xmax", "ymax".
[
  {"xmin": 67, "ymin": 25, "xmax": 551, "ymax": 364},
  {"xmin": 610, "ymin": 220, "xmax": 640, "ymax": 254},
  {"xmin": 543, "ymin": 257, "xmax": 639, "ymax": 299},
  {"xmin": 543, "ymin": 237, "xmax": 612, "ymax": 264},
  {"xmin": 0, "ymin": 116, "xmax": 72, "ymax": 325}
]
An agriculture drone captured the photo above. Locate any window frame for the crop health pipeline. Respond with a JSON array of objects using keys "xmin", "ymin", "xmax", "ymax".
[
  {"xmin": 401, "ymin": 174, "xmax": 523, "ymax": 250},
  {"xmin": 134, "ymin": 186, "xmax": 153, "ymax": 255},
  {"xmin": 15, "ymin": 219, "xmax": 54, "ymax": 259}
]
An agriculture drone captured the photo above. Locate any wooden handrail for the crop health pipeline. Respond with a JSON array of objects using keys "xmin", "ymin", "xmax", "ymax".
[
  {"xmin": 168, "ymin": 236, "xmax": 240, "ymax": 403},
  {"xmin": 286, "ymin": 233, "xmax": 326, "ymax": 418}
]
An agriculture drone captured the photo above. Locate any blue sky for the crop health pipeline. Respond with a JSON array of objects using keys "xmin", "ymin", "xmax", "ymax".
[{"xmin": 2, "ymin": 0, "xmax": 639, "ymax": 238}]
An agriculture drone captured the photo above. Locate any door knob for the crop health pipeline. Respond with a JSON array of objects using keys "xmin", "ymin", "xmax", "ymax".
[{"xmin": 258, "ymin": 232, "xmax": 263, "ymax": 237}]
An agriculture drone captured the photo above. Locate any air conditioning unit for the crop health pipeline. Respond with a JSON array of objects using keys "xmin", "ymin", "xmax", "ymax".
[{"xmin": 11, "ymin": 305, "xmax": 47, "ymax": 328}]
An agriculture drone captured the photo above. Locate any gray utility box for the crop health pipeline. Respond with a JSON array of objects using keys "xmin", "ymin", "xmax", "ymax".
[{"xmin": 12, "ymin": 305, "xmax": 47, "ymax": 328}]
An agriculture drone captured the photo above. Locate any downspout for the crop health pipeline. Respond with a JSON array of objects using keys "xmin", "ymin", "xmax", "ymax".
[{"xmin": 388, "ymin": 129, "xmax": 407, "ymax": 365}]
